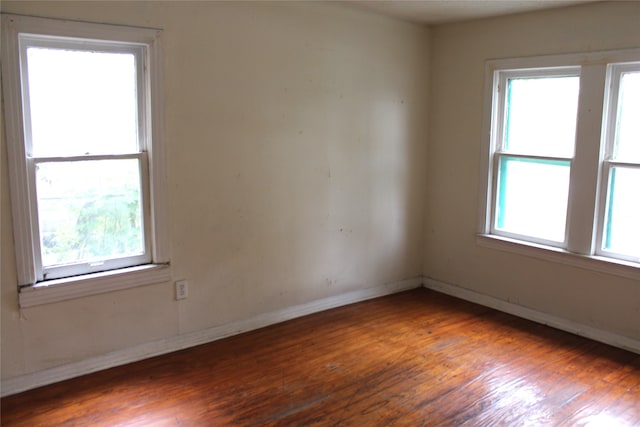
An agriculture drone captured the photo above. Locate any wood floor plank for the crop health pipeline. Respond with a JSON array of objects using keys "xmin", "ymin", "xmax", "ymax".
[{"xmin": 2, "ymin": 288, "xmax": 639, "ymax": 426}]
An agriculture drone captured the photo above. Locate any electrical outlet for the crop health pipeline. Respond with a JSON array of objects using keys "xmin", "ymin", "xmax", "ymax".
[{"xmin": 175, "ymin": 280, "xmax": 188, "ymax": 300}]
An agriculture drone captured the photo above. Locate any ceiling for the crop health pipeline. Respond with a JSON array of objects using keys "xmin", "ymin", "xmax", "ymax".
[{"xmin": 344, "ymin": 0, "xmax": 598, "ymax": 25}]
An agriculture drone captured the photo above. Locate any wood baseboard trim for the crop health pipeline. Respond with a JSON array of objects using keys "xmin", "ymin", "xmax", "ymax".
[
  {"xmin": 423, "ymin": 277, "xmax": 640, "ymax": 355},
  {"xmin": 1, "ymin": 277, "xmax": 422, "ymax": 397}
]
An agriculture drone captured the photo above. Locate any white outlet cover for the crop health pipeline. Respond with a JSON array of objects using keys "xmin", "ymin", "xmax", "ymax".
[{"xmin": 175, "ymin": 280, "xmax": 188, "ymax": 300}]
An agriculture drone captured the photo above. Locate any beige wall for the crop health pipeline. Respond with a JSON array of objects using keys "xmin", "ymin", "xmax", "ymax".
[
  {"xmin": 1, "ymin": 1, "xmax": 429, "ymax": 379},
  {"xmin": 426, "ymin": 2, "xmax": 640, "ymax": 340}
]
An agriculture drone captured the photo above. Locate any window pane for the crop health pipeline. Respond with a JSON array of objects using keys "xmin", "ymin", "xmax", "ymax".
[
  {"xmin": 504, "ymin": 76, "xmax": 579, "ymax": 157},
  {"xmin": 26, "ymin": 47, "xmax": 138, "ymax": 157},
  {"xmin": 602, "ymin": 167, "xmax": 640, "ymax": 259},
  {"xmin": 36, "ymin": 159, "xmax": 144, "ymax": 268},
  {"xmin": 614, "ymin": 71, "xmax": 640, "ymax": 162},
  {"xmin": 495, "ymin": 157, "xmax": 570, "ymax": 242}
]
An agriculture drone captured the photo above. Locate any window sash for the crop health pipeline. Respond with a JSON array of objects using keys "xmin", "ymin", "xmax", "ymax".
[
  {"xmin": 18, "ymin": 35, "xmax": 148, "ymax": 157},
  {"xmin": 596, "ymin": 163, "xmax": 640, "ymax": 262},
  {"xmin": 32, "ymin": 153, "xmax": 152, "ymax": 281},
  {"xmin": 490, "ymin": 153, "xmax": 572, "ymax": 247},
  {"xmin": 493, "ymin": 67, "xmax": 580, "ymax": 153},
  {"xmin": 601, "ymin": 63, "xmax": 640, "ymax": 163}
]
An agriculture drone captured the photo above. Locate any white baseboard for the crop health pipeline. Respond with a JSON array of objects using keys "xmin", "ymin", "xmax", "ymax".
[
  {"xmin": 1, "ymin": 277, "xmax": 422, "ymax": 397},
  {"xmin": 6, "ymin": 275, "xmax": 636, "ymax": 397},
  {"xmin": 423, "ymin": 277, "xmax": 640, "ymax": 355}
]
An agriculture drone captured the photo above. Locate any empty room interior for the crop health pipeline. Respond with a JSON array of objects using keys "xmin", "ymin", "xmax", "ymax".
[{"xmin": 1, "ymin": 0, "xmax": 639, "ymax": 424}]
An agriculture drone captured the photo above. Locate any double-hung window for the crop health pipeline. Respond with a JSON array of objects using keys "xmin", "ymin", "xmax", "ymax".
[
  {"xmin": 479, "ymin": 50, "xmax": 640, "ymax": 278},
  {"xmin": 491, "ymin": 68, "xmax": 579, "ymax": 244},
  {"xmin": 2, "ymin": 14, "xmax": 170, "ymax": 306},
  {"xmin": 597, "ymin": 64, "xmax": 640, "ymax": 262}
]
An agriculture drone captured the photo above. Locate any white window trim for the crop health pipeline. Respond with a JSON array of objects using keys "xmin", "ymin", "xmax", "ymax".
[
  {"xmin": 594, "ymin": 62, "xmax": 640, "ymax": 264},
  {"xmin": 477, "ymin": 49, "xmax": 640, "ymax": 281},
  {"xmin": 1, "ymin": 14, "xmax": 171, "ymax": 307},
  {"xmin": 488, "ymin": 66, "xmax": 579, "ymax": 249}
]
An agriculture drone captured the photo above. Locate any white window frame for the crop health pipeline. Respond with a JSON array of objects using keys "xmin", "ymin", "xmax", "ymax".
[
  {"xmin": 477, "ymin": 50, "xmax": 640, "ymax": 281},
  {"xmin": 595, "ymin": 62, "xmax": 640, "ymax": 264},
  {"xmin": 488, "ymin": 66, "xmax": 580, "ymax": 248},
  {"xmin": 20, "ymin": 35, "xmax": 153, "ymax": 282},
  {"xmin": 2, "ymin": 14, "xmax": 171, "ymax": 307}
]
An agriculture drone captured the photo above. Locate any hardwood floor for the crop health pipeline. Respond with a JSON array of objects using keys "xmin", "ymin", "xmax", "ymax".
[{"xmin": 2, "ymin": 288, "xmax": 640, "ymax": 426}]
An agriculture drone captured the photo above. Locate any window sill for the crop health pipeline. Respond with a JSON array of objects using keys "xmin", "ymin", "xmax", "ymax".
[
  {"xmin": 18, "ymin": 264, "xmax": 171, "ymax": 308},
  {"xmin": 476, "ymin": 234, "xmax": 640, "ymax": 281}
]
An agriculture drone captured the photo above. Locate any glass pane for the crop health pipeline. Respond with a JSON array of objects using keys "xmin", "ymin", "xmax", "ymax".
[
  {"xmin": 495, "ymin": 156, "xmax": 570, "ymax": 242},
  {"xmin": 504, "ymin": 76, "xmax": 579, "ymax": 157},
  {"xmin": 603, "ymin": 167, "xmax": 640, "ymax": 259},
  {"xmin": 26, "ymin": 47, "xmax": 138, "ymax": 157},
  {"xmin": 614, "ymin": 71, "xmax": 640, "ymax": 162},
  {"xmin": 36, "ymin": 159, "xmax": 144, "ymax": 268}
]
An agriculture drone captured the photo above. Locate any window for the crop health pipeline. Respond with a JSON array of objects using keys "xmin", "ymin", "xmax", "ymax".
[
  {"xmin": 492, "ymin": 70, "xmax": 579, "ymax": 244},
  {"xmin": 2, "ymin": 14, "xmax": 170, "ymax": 306},
  {"xmin": 597, "ymin": 65, "xmax": 640, "ymax": 262},
  {"xmin": 479, "ymin": 51, "xmax": 640, "ymax": 278}
]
